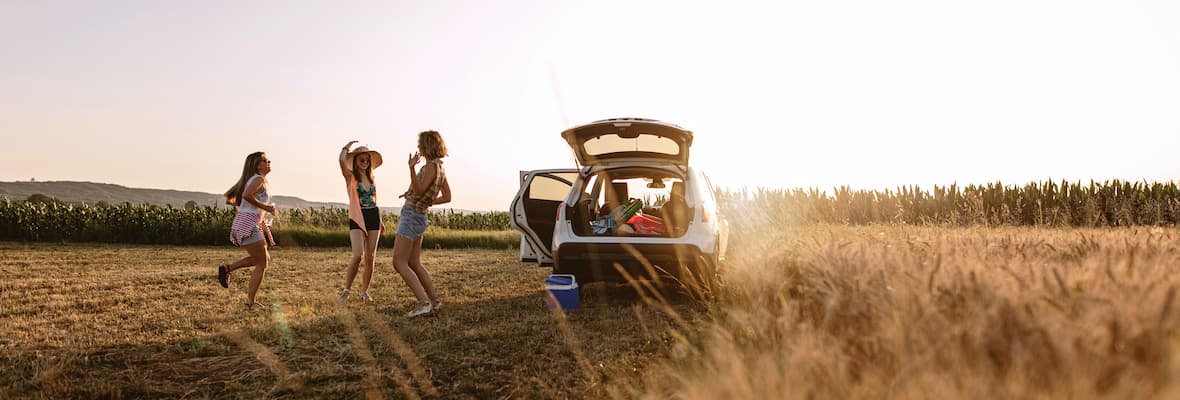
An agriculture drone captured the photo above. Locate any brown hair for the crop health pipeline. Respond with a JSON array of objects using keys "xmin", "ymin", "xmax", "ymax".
[
  {"xmin": 225, "ymin": 152, "xmax": 265, "ymax": 206},
  {"xmin": 418, "ymin": 130, "xmax": 448, "ymax": 160},
  {"xmin": 352, "ymin": 154, "xmax": 375, "ymax": 185}
]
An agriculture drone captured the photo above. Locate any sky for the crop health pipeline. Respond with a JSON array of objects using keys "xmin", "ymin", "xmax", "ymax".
[{"xmin": 2, "ymin": 0, "xmax": 1178, "ymax": 211}]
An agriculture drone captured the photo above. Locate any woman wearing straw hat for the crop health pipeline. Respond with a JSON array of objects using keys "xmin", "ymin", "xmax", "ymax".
[
  {"xmin": 395, "ymin": 130, "xmax": 451, "ymax": 318},
  {"xmin": 217, "ymin": 151, "xmax": 277, "ymax": 309},
  {"xmin": 338, "ymin": 141, "xmax": 386, "ymax": 303}
]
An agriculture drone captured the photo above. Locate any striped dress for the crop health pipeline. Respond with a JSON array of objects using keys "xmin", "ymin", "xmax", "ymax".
[{"xmin": 229, "ymin": 175, "xmax": 275, "ymax": 246}]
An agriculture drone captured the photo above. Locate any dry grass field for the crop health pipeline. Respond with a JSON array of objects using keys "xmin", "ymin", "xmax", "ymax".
[
  {"xmin": 0, "ymin": 243, "xmax": 697, "ymax": 399},
  {"xmin": 4, "ymin": 225, "xmax": 1180, "ymax": 399},
  {"xmin": 635, "ymin": 225, "xmax": 1180, "ymax": 399}
]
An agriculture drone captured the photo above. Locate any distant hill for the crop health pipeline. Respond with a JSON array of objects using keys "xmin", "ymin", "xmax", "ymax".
[{"xmin": 0, "ymin": 181, "xmax": 347, "ymax": 209}]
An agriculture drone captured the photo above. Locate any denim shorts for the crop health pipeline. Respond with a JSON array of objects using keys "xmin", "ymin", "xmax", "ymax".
[
  {"xmin": 396, "ymin": 207, "xmax": 429, "ymax": 240},
  {"xmin": 239, "ymin": 225, "xmax": 264, "ymax": 246}
]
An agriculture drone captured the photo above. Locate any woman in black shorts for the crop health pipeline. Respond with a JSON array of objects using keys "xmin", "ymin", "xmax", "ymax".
[{"xmin": 338, "ymin": 141, "xmax": 385, "ymax": 303}]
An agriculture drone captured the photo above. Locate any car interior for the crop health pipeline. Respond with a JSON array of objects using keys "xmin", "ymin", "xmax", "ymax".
[{"xmin": 568, "ymin": 169, "xmax": 693, "ymax": 237}]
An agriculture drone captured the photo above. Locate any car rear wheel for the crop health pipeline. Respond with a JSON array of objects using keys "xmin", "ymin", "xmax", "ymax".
[
  {"xmin": 699, "ymin": 252, "xmax": 721, "ymax": 297},
  {"xmin": 672, "ymin": 252, "xmax": 719, "ymax": 300}
]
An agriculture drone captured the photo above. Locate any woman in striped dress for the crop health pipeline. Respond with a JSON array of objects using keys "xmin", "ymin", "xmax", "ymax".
[
  {"xmin": 217, "ymin": 151, "xmax": 277, "ymax": 309},
  {"xmin": 394, "ymin": 131, "xmax": 451, "ymax": 318}
]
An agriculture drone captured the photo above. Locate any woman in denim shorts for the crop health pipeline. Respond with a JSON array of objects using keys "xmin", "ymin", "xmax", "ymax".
[{"xmin": 394, "ymin": 130, "xmax": 451, "ymax": 318}]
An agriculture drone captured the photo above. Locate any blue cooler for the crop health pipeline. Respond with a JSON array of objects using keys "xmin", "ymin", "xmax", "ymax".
[{"xmin": 545, "ymin": 274, "xmax": 579, "ymax": 310}]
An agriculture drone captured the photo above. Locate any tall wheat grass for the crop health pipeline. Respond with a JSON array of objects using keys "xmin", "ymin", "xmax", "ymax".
[
  {"xmin": 621, "ymin": 225, "xmax": 1180, "ymax": 399},
  {"xmin": 718, "ymin": 179, "xmax": 1180, "ymax": 227}
]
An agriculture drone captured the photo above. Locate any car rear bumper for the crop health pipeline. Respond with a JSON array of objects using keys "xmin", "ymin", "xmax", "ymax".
[{"xmin": 553, "ymin": 242, "xmax": 713, "ymax": 282}]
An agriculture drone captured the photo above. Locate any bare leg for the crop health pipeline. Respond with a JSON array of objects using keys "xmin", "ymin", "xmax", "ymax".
[
  {"xmin": 226, "ymin": 255, "xmax": 256, "ymax": 273},
  {"xmin": 392, "ymin": 234, "xmax": 429, "ymax": 302},
  {"xmin": 244, "ymin": 241, "xmax": 269, "ymax": 304},
  {"xmin": 358, "ymin": 230, "xmax": 381, "ymax": 294},
  {"xmin": 343, "ymin": 229, "xmax": 365, "ymax": 290},
  {"xmin": 408, "ymin": 235, "xmax": 439, "ymax": 302}
]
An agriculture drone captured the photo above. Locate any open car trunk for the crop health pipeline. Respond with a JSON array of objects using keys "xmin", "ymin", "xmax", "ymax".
[{"xmin": 565, "ymin": 167, "xmax": 694, "ymax": 238}]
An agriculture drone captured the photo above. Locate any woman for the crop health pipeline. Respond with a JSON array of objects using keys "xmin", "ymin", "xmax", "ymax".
[
  {"xmin": 216, "ymin": 151, "xmax": 277, "ymax": 309},
  {"xmin": 338, "ymin": 141, "xmax": 385, "ymax": 303},
  {"xmin": 394, "ymin": 130, "xmax": 451, "ymax": 318}
]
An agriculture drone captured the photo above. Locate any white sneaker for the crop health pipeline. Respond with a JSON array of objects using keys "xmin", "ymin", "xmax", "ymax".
[
  {"xmin": 338, "ymin": 289, "xmax": 350, "ymax": 303},
  {"xmin": 361, "ymin": 292, "xmax": 373, "ymax": 303},
  {"xmin": 406, "ymin": 302, "xmax": 433, "ymax": 318}
]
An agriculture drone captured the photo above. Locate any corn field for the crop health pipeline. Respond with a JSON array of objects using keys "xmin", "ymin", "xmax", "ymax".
[
  {"xmin": 719, "ymin": 179, "xmax": 1180, "ymax": 228},
  {"xmin": 0, "ymin": 199, "xmax": 512, "ymax": 246},
  {"xmin": 4, "ymin": 179, "xmax": 1177, "ymax": 246},
  {"xmin": 280, "ymin": 207, "xmax": 510, "ymax": 231},
  {"xmin": 0, "ymin": 200, "xmax": 235, "ymax": 245}
]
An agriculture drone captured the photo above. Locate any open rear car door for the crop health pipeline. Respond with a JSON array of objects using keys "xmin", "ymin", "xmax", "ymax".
[{"xmin": 511, "ymin": 169, "xmax": 578, "ymax": 264}]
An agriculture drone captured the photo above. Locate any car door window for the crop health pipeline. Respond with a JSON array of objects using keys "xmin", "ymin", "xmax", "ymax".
[
  {"xmin": 528, "ymin": 174, "xmax": 575, "ymax": 201},
  {"xmin": 519, "ymin": 172, "xmax": 576, "ymax": 255},
  {"xmin": 700, "ymin": 171, "xmax": 717, "ymax": 202}
]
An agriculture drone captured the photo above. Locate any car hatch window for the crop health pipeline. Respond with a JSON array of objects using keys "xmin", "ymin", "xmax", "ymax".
[{"xmin": 582, "ymin": 134, "xmax": 680, "ymax": 156}]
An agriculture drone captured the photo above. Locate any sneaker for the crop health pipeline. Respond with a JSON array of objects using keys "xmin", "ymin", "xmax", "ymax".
[
  {"xmin": 245, "ymin": 300, "xmax": 267, "ymax": 310},
  {"xmin": 217, "ymin": 265, "xmax": 229, "ymax": 288},
  {"xmin": 360, "ymin": 292, "xmax": 373, "ymax": 303},
  {"xmin": 406, "ymin": 302, "xmax": 433, "ymax": 318},
  {"xmin": 338, "ymin": 289, "xmax": 350, "ymax": 303}
]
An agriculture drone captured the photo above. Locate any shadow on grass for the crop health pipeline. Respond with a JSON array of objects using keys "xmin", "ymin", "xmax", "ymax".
[{"xmin": 2, "ymin": 280, "xmax": 699, "ymax": 399}]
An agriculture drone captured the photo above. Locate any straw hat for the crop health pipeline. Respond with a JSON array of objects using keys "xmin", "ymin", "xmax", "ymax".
[{"xmin": 345, "ymin": 146, "xmax": 383, "ymax": 169}]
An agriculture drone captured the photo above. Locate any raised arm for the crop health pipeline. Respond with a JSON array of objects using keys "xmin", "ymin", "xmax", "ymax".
[
  {"xmin": 406, "ymin": 152, "xmax": 432, "ymax": 195},
  {"xmin": 339, "ymin": 140, "xmax": 358, "ymax": 179}
]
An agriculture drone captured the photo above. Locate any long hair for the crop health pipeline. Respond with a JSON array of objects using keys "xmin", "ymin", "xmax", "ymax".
[
  {"xmin": 225, "ymin": 151, "xmax": 265, "ymax": 206},
  {"xmin": 418, "ymin": 130, "xmax": 448, "ymax": 160},
  {"xmin": 352, "ymin": 155, "xmax": 374, "ymax": 185}
]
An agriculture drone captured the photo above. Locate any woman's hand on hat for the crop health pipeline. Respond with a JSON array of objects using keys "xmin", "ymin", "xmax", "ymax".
[{"xmin": 344, "ymin": 140, "xmax": 358, "ymax": 150}]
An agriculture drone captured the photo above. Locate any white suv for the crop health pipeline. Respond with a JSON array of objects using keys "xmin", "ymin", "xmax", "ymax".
[{"xmin": 511, "ymin": 118, "xmax": 728, "ymax": 286}]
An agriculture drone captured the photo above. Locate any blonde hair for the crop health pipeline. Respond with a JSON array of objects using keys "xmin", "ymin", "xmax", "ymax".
[
  {"xmin": 225, "ymin": 152, "xmax": 265, "ymax": 206},
  {"xmin": 418, "ymin": 130, "xmax": 448, "ymax": 160}
]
